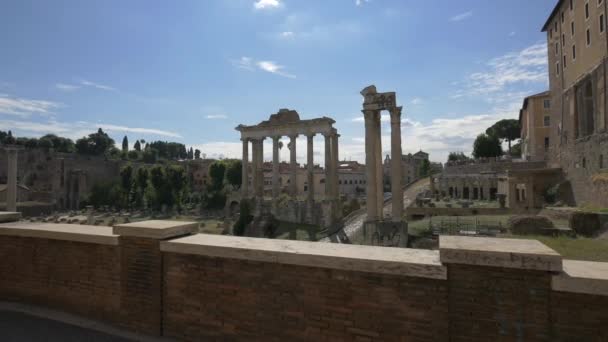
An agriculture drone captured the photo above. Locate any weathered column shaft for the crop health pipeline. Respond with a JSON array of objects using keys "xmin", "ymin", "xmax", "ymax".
[
  {"xmin": 251, "ymin": 140, "xmax": 258, "ymax": 198},
  {"xmin": 307, "ymin": 134, "xmax": 314, "ymax": 202},
  {"xmin": 375, "ymin": 112, "xmax": 383, "ymax": 219},
  {"xmin": 241, "ymin": 139, "xmax": 249, "ymax": 197},
  {"xmin": 331, "ymin": 133, "xmax": 339, "ymax": 200},
  {"xmin": 289, "ymin": 135, "xmax": 297, "ymax": 197},
  {"xmin": 324, "ymin": 134, "xmax": 332, "ymax": 199},
  {"xmin": 258, "ymin": 140, "xmax": 265, "ymax": 197},
  {"xmin": 6, "ymin": 149, "xmax": 18, "ymax": 212},
  {"xmin": 390, "ymin": 107, "xmax": 403, "ymax": 222},
  {"xmin": 272, "ymin": 136, "xmax": 280, "ymax": 198},
  {"xmin": 364, "ymin": 110, "xmax": 378, "ymax": 221}
]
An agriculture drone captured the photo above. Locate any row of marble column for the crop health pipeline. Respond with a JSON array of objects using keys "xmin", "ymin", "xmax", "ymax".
[
  {"xmin": 363, "ymin": 107, "xmax": 403, "ymax": 222},
  {"xmin": 241, "ymin": 132, "xmax": 339, "ymax": 202}
]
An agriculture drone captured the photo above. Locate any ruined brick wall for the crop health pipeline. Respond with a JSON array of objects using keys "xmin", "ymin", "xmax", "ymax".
[
  {"xmin": 0, "ymin": 235, "xmax": 121, "ymax": 323},
  {"xmin": 162, "ymin": 253, "xmax": 449, "ymax": 341},
  {"xmin": 551, "ymin": 291, "xmax": 608, "ymax": 340}
]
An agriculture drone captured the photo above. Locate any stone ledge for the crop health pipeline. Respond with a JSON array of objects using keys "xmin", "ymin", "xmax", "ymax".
[
  {"xmin": 552, "ymin": 260, "xmax": 608, "ymax": 296},
  {"xmin": 160, "ymin": 234, "xmax": 447, "ymax": 279},
  {"xmin": 439, "ymin": 236, "xmax": 562, "ymax": 271},
  {"xmin": 113, "ymin": 220, "xmax": 198, "ymax": 239},
  {"xmin": 0, "ymin": 212, "xmax": 21, "ymax": 223},
  {"xmin": 0, "ymin": 222, "xmax": 118, "ymax": 245}
]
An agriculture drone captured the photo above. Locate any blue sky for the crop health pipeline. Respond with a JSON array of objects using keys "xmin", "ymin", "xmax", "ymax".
[{"xmin": 0, "ymin": 0, "xmax": 554, "ymax": 163}]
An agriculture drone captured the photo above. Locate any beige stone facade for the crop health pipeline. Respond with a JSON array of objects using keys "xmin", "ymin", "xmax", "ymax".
[
  {"xmin": 542, "ymin": 0, "xmax": 608, "ymax": 207},
  {"xmin": 384, "ymin": 150, "xmax": 430, "ymax": 188},
  {"xmin": 520, "ymin": 91, "xmax": 552, "ymax": 161}
]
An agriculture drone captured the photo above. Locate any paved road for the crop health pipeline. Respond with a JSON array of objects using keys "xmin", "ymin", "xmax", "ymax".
[
  {"xmin": 0, "ymin": 311, "xmax": 133, "ymax": 342},
  {"xmin": 323, "ymin": 177, "xmax": 430, "ymax": 243}
]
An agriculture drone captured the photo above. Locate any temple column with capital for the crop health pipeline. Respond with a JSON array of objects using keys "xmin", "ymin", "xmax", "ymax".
[
  {"xmin": 241, "ymin": 138, "xmax": 249, "ymax": 197},
  {"xmin": 363, "ymin": 110, "xmax": 378, "ymax": 221},
  {"xmin": 306, "ymin": 134, "xmax": 315, "ymax": 203},
  {"xmin": 289, "ymin": 135, "xmax": 298, "ymax": 197},
  {"xmin": 6, "ymin": 147, "xmax": 19, "ymax": 212},
  {"xmin": 374, "ymin": 111, "xmax": 383, "ymax": 218},
  {"xmin": 272, "ymin": 136, "xmax": 280, "ymax": 198},
  {"xmin": 324, "ymin": 133, "xmax": 332, "ymax": 199},
  {"xmin": 331, "ymin": 132, "xmax": 339, "ymax": 200},
  {"xmin": 390, "ymin": 106, "xmax": 404, "ymax": 222}
]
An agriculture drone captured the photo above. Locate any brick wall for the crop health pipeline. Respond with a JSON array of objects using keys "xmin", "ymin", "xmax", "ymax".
[
  {"xmin": 0, "ymin": 235, "xmax": 121, "ymax": 324},
  {"xmin": 163, "ymin": 253, "xmax": 449, "ymax": 341},
  {"xmin": 551, "ymin": 291, "xmax": 608, "ymax": 340}
]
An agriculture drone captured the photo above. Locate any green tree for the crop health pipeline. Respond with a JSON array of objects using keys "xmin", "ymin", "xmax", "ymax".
[
  {"xmin": 225, "ymin": 160, "xmax": 242, "ymax": 187},
  {"xmin": 187, "ymin": 147, "xmax": 194, "ymax": 160},
  {"xmin": 417, "ymin": 159, "xmax": 431, "ymax": 177},
  {"xmin": 142, "ymin": 147, "xmax": 158, "ymax": 164},
  {"xmin": 5, "ymin": 131, "xmax": 15, "ymax": 145},
  {"xmin": 166, "ymin": 165, "xmax": 186, "ymax": 210},
  {"xmin": 472, "ymin": 134, "xmax": 503, "ymax": 159},
  {"xmin": 149, "ymin": 166, "xmax": 166, "ymax": 209},
  {"xmin": 447, "ymin": 152, "xmax": 471, "ymax": 163},
  {"xmin": 510, "ymin": 140, "xmax": 522, "ymax": 157},
  {"xmin": 75, "ymin": 128, "xmax": 115, "ymax": 155},
  {"xmin": 134, "ymin": 140, "xmax": 141, "ymax": 152},
  {"xmin": 486, "ymin": 119, "xmax": 520, "ymax": 154},
  {"xmin": 194, "ymin": 149, "xmax": 201, "ymax": 159},
  {"xmin": 209, "ymin": 161, "xmax": 227, "ymax": 191},
  {"xmin": 134, "ymin": 167, "xmax": 149, "ymax": 208},
  {"xmin": 120, "ymin": 164, "xmax": 134, "ymax": 207},
  {"xmin": 122, "ymin": 135, "xmax": 129, "ymax": 152},
  {"xmin": 128, "ymin": 150, "xmax": 139, "ymax": 160}
]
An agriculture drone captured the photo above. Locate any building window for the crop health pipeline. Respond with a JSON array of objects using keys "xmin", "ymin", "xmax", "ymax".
[
  {"xmin": 571, "ymin": 21, "xmax": 575, "ymax": 35},
  {"xmin": 544, "ymin": 137, "xmax": 550, "ymax": 150},
  {"xmin": 555, "ymin": 42, "xmax": 559, "ymax": 55},
  {"xmin": 583, "ymin": 157, "xmax": 587, "ymax": 168},
  {"xmin": 544, "ymin": 115, "xmax": 551, "ymax": 126},
  {"xmin": 587, "ymin": 28, "xmax": 591, "ymax": 45},
  {"xmin": 555, "ymin": 21, "xmax": 558, "ymax": 32},
  {"xmin": 562, "ymin": 11, "xmax": 565, "ymax": 23},
  {"xmin": 557, "ymin": 62, "xmax": 560, "ymax": 76},
  {"xmin": 601, "ymin": 14, "xmax": 605, "ymax": 33},
  {"xmin": 571, "ymin": 0, "xmax": 574, "ymax": 10},
  {"xmin": 600, "ymin": 154, "xmax": 604, "ymax": 169},
  {"xmin": 544, "ymin": 99, "xmax": 551, "ymax": 108},
  {"xmin": 575, "ymin": 78, "xmax": 596, "ymax": 137},
  {"xmin": 572, "ymin": 44, "xmax": 577, "ymax": 60},
  {"xmin": 586, "ymin": 3, "xmax": 590, "ymax": 19},
  {"xmin": 562, "ymin": 33, "xmax": 566, "ymax": 46},
  {"xmin": 564, "ymin": 55, "xmax": 567, "ymax": 68}
]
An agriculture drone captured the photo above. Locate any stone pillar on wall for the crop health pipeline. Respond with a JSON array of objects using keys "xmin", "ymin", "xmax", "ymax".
[
  {"xmin": 324, "ymin": 133, "xmax": 332, "ymax": 199},
  {"xmin": 363, "ymin": 110, "xmax": 378, "ymax": 221},
  {"xmin": 241, "ymin": 138, "xmax": 249, "ymax": 198},
  {"xmin": 306, "ymin": 134, "xmax": 315, "ymax": 204},
  {"xmin": 5, "ymin": 147, "xmax": 21, "ymax": 212},
  {"xmin": 289, "ymin": 135, "xmax": 298, "ymax": 197},
  {"xmin": 331, "ymin": 131, "xmax": 339, "ymax": 200},
  {"xmin": 113, "ymin": 220, "xmax": 199, "ymax": 336},
  {"xmin": 440, "ymin": 236, "xmax": 562, "ymax": 340},
  {"xmin": 390, "ymin": 106, "xmax": 404, "ymax": 222},
  {"xmin": 375, "ymin": 111, "xmax": 384, "ymax": 219},
  {"xmin": 272, "ymin": 136, "xmax": 280, "ymax": 199}
]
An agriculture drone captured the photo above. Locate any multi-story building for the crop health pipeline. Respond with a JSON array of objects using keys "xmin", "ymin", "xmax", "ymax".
[
  {"xmin": 520, "ymin": 91, "xmax": 552, "ymax": 161},
  {"xmin": 542, "ymin": 0, "xmax": 608, "ymax": 206},
  {"xmin": 383, "ymin": 150, "xmax": 430, "ymax": 189}
]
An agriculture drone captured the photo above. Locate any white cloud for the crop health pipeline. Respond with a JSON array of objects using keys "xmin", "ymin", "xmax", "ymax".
[
  {"xmin": 453, "ymin": 42, "xmax": 548, "ymax": 98},
  {"xmin": 80, "ymin": 79, "xmax": 117, "ymax": 91},
  {"xmin": 256, "ymin": 60, "xmax": 296, "ymax": 79},
  {"xmin": 0, "ymin": 94, "xmax": 61, "ymax": 117},
  {"xmin": 410, "ymin": 98, "xmax": 423, "ymax": 105},
  {"xmin": 450, "ymin": 11, "xmax": 473, "ymax": 22},
  {"xmin": 509, "ymin": 31, "xmax": 516, "ymax": 37},
  {"xmin": 231, "ymin": 57, "xmax": 296, "ymax": 79},
  {"xmin": 355, "ymin": 0, "xmax": 370, "ymax": 6},
  {"xmin": 0, "ymin": 118, "xmax": 182, "ymax": 141},
  {"xmin": 55, "ymin": 83, "xmax": 80, "ymax": 91},
  {"xmin": 254, "ymin": 0, "xmax": 281, "ymax": 10},
  {"xmin": 280, "ymin": 31, "xmax": 294, "ymax": 38},
  {"xmin": 206, "ymin": 114, "xmax": 228, "ymax": 119}
]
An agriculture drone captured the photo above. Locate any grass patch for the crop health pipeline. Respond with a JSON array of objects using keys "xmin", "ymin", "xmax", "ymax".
[
  {"xmin": 273, "ymin": 221, "xmax": 326, "ymax": 241},
  {"xmin": 504, "ymin": 234, "xmax": 608, "ymax": 262}
]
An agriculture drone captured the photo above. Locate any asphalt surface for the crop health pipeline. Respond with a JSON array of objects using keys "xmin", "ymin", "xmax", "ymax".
[{"xmin": 0, "ymin": 310, "xmax": 133, "ymax": 342}]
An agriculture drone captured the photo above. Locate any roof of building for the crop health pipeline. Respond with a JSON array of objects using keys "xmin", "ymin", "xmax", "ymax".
[
  {"xmin": 541, "ymin": 0, "xmax": 564, "ymax": 32},
  {"xmin": 519, "ymin": 90, "xmax": 550, "ymax": 123}
]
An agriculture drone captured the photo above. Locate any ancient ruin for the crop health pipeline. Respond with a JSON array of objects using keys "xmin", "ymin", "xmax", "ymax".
[
  {"xmin": 236, "ymin": 109, "xmax": 342, "ymax": 230},
  {"xmin": 2, "ymin": 145, "xmax": 23, "ymax": 212},
  {"xmin": 360, "ymin": 85, "xmax": 407, "ymax": 245}
]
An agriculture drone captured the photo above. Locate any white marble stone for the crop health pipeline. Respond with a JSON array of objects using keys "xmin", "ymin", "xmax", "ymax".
[
  {"xmin": 161, "ymin": 234, "xmax": 447, "ymax": 279},
  {"xmin": 0, "ymin": 211, "xmax": 21, "ymax": 223},
  {"xmin": 0, "ymin": 222, "xmax": 118, "ymax": 245},
  {"xmin": 439, "ymin": 236, "xmax": 562, "ymax": 271},
  {"xmin": 552, "ymin": 259, "xmax": 608, "ymax": 296},
  {"xmin": 113, "ymin": 220, "xmax": 198, "ymax": 239}
]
